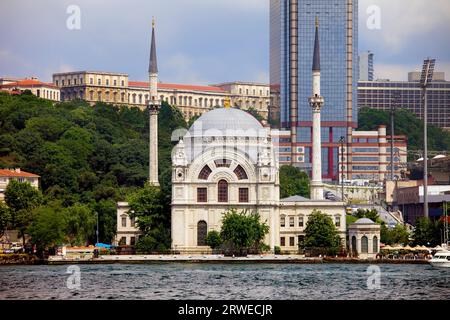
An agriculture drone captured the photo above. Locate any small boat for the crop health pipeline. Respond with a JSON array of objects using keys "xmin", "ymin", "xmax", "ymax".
[{"xmin": 429, "ymin": 251, "xmax": 450, "ymax": 268}]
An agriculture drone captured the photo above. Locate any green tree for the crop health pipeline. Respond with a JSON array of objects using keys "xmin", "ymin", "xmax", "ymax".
[
  {"xmin": 354, "ymin": 208, "xmax": 380, "ymax": 223},
  {"xmin": 63, "ymin": 204, "xmax": 96, "ymax": 246},
  {"xmin": 245, "ymin": 107, "xmax": 265, "ymax": 122},
  {"xmin": 27, "ymin": 204, "xmax": 66, "ymax": 252},
  {"xmin": 4, "ymin": 180, "xmax": 43, "ymax": 245},
  {"xmin": 279, "ymin": 165, "xmax": 310, "ymax": 198},
  {"xmin": 206, "ymin": 230, "xmax": 222, "ymax": 249},
  {"xmin": 413, "ymin": 217, "xmax": 441, "ymax": 247},
  {"xmin": 220, "ymin": 208, "xmax": 269, "ymax": 255},
  {"xmin": 381, "ymin": 224, "xmax": 410, "ymax": 246},
  {"xmin": 0, "ymin": 202, "xmax": 11, "ymax": 237},
  {"xmin": 127, "ymin": 183, "xmax": 170, "ymax": 251},
  {"xmin": 304, "ymin": 210, "xmax": 341, "ymax": 254}
]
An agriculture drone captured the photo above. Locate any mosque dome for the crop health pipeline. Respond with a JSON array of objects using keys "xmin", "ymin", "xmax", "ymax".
[
  {"xmin": 354, "ymin": 218, "xmax": 376, "ymax": 224},
  {"xmin": 188, "ymin": 108, "xmax": 264, "ymax": 137}
]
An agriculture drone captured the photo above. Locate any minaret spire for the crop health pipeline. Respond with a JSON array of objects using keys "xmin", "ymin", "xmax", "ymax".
[
  {"xmin": 312, "ymin": 16, "xmax": 320, "ymax": 72},
  {"xmin": 148, "ymin": 17, "xmax": 160, "ymax": 187},
  {"xmin": 309, "ymin": 17, "xmax": 324, "ymax": 200},
  {"xmin": 149, "ymin": 17, "xmax": 158, "ymax": 74}
]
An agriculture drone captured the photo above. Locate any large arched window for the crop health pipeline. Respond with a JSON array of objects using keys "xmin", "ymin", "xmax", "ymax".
[
  {"xmin": 361, "ymin": 236, "xmax": 368, "ymax": 254},
  {"xmin": 197, "ymin": 221, "xmax": 207, "ymax": 246},
  {"xmin": 351, "ymin": 236, "xmax": 357, "ymax": 253},
  {"xmin": 233, "ymin": 165, "xmax": 248, "ymax": 180},
  {"xmin": 373, "ymin": 236, "xmax": 378, "ymax": 253},
  {"xmin": 198, "ymin": 165, "xmax": 212, "ymax": 180},
  {"xmin": 218, "ymin": 180, "xmax": 228, "ymax": 202}
]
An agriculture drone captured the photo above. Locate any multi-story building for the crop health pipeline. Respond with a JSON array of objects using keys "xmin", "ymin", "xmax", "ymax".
[
  {"xmin": 272, "ymin": 125, "xmax": 408, "ymax": 183},
  {"xmin": 270, "ymin": 0, "xmax": 359, "ymax": 180},
  {"xmin": 52, "ymin": 71, "xmax": 270, "ymax": 120},
  {"xmin": 0, "ymin": 78, "xmax": 60, "ymax": 101},
  {"xmin": 212, "ymin": 82, "xmax": 270, "ymax": 119},
  {"xmin": 358, "ymin": 71, "xmax": 450, "ymax": 130},
  {"xmin": 359, "ymin": 51, "xmax": 374, "ymax": 81},
  {"xmin": 0, "ymin": 168, "xmax": 40, "ymax": 201}
]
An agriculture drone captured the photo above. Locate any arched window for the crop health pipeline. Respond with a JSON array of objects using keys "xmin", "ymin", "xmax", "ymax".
[
  {"xmin": 351, "ymin": 236, "xmax": 357, "ymax": 253},
  {"xmin": 233, "ymin": 165, "xmax": 248, "ymax": 180},
  {"xmin": 198, "ymin": 165, "xmax": 212, "ymax": 180},
  {"xmin": 361, "ymin": 236, "xmax": 368, "ymax": 253},
  {"xmin": 197, "ymin": 221, "xmax": 207, "ymax": 246},
  {"xmin": 373, "ymin": 236, "xmax": 378, "ymax": 253},
  {"xmin": 218, "ymin": 180, "xmax": 228, "ymax": 202}
]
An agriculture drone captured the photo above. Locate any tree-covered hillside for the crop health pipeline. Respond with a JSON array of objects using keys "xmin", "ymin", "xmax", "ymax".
[
  {"xmin": 358, "ymin": 107, "xmax": 450, "ymax": 152},
  {"xmin": 0, "ymin": 92, "xmax": 186, "ymax": 243}
]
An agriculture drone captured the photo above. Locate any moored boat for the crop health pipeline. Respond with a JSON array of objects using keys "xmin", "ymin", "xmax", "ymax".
[{"xmin": 429, "ymin": 250, "xmax": 450, "ymax": 268}]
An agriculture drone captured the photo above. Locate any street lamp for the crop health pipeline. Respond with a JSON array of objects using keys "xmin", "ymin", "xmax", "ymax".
[
  {"xmin": 420, "ymin": 58, "xmax": 435, "ymax": 218},
  {"xmin": 390, "ymin": 92, "xmax": 400, "ymax": 181},
  {"xmin": 339, "ymin": 136, "xmax": 345, "ymax": 202},
  {"xmin": 96, "ymin": 212, "xmax": 99, "ymax": 245}
]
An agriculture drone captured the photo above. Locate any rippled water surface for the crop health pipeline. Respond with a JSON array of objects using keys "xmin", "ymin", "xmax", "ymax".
[{"xmin": 0, "ymin": 263, "xmax": 449, "ymax": 300}]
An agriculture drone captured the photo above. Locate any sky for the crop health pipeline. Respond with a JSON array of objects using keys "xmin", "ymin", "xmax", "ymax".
[{"xmin": 0, "ymin": 0, "xmax": 449, "ymax": 84}]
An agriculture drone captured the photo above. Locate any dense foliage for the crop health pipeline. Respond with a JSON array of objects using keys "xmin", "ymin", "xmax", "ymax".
[
  {"xmin": 304, "ymin": 210, "xmax": 341, "ymax": 254},
  {"xmin": 220, "ymin": 208, "xmax": 269, "ymax": 254},
  {"xmin": 0, "ymin": 92, "xmax": 187, "ymax": 247},
  {"xmin": 412, "ymin": 217, "xmax": 443, "ymax": 247},
  {"xmin": 279, "ymin": 165, "xmax": 310, "ymax": 199},
  {"xmin": 358, "ymin": 107, "xmax": 450, "ymax": 153}
]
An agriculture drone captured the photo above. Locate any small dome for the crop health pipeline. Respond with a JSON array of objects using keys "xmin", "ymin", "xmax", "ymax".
[
  {"xmin": 188, "ymin": 108, "xmax": 264, "ymax": 137},
  {"xmin": 354, "ymin": 218, "xmax": 376, "ymax": 224}
]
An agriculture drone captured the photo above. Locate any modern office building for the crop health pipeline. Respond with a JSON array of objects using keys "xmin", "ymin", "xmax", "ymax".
[
  {"xmin": 52, "ymin": 71, "xmax": 270, "ymax": 121},
  {"xmin": 272, "ymin": 125, "xmax": 408, "ymax": 182},
  {"xmin": 270, "ymin": 0, "xmax": 358, "ymax": 180},
  {"xmin": 358, "ymin": 71, "xmax": 450, "ymax": 130},
  {"xmin": 359, "ymin": 51, "xmax": 374, "ymax": 81}
]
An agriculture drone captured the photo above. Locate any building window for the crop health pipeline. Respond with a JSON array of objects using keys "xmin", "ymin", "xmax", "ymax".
[
  {"xmin": 121, "ymin": 80, "xmax": 124, "ymax": 86},
  {"xmin": 233, "ymin": 165, "xmax": 248, "ymax": 180},
  {"xmin": 218, "ymin": 180, "xmax": 228, "ymax": 203},
  {"xmin": 280, "ymin": 216, "xmax": 285, "ymax": 227},
  {"xmin": 98, "ymin": 79, "xmax": 101, "ymax": 85},
  {"xmin": 290, "ymin": 237, "xmax": 295, "ymax": 247},
  {"xmin": 298, "ymin": 216, "xmax": 304, "ymax": 227},
  {"xmin": 197, "ymin": 188, "xmax": 207, "ymax": 203},
  {"xmin": 130, "ymin": 237, "xmax": 136, "ymax": 246},
  {"xmin": 335, "ymin": 216, "xmax": 341, "ymax": 227},
  {"xmin": 215, "ymin": 159, "xmax": 231, "ymax": 168},
  {"xmin": 90, "ymin": 78, "xmax": 93, "ymax": 84},
  {"xmin": 113, "ymin": 80, "xmax": 117, "ymax": 86},
  {"xmin": 119, "ymin": 237, "xmax": 126, "ymax": 245},
  {"xmin": 55, "ymin": 80, "xmax": 59, "ymax": 86},
  {"xmin": 351, "ymin": 236, "xmax": 357, "ymax": 253},
  {"xmin": 280, "ymin": 237, "xmax": 285, "ymax": 247},
  {"xmin": 121, "ymin": 215, "xmax": 127, "ymax": 227},
  {"xmin": 74, "ymin": 79, "xmax": 77, "ymax": 85},
  {"xmin": 289, "ymin": 217, "xmax": 294, "ymax": 227},
  {"xmin": 197, "ymin": 221, "xmax": 207, "ymax": 246},
  {"xmin": 198, "ymin": 165, "xmax": 212, "ymax": 180},
  {"xmin": 361, "ymin": 236, "xmax": 368, "ymax": 254},
  {"xmin": 62, "ymin": 80, "xmax": 65, "ymax": 86},
  {"xmin": 373, "ymin": 236, "xmax": 378, "ymax": 253},
  {"xmin": 239, "ymin": 188, "xmax": 249, "ymax": 203}
]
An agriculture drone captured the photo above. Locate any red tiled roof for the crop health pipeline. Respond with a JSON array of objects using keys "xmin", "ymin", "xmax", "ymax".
[
  {"xmin": 0, "ymin": 169, "xmax": 40, "ymax": 178},
  {"xmin": 128, "ymin": 81, "xmax": 226, "ymax": 92},
  {"xmin": 0, "ymin": 79, "xmax": 58, "ymax": 89}
]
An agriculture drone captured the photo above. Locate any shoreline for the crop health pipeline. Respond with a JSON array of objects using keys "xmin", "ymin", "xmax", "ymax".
[{"xmin": 0, "ymin": 254, "xmax": 429, "ymax": 265}]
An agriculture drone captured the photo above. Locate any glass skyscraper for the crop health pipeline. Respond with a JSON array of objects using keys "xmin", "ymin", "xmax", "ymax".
[{"xmin": 270, "ymin": 0, "xmax": 358, "ymax": 180}]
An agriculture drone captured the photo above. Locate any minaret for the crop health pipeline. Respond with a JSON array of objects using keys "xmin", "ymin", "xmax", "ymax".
[
  {"xmin": 148, "ymin": 17, "xmax": 160, "ymax": 186},
  {"xmin": 308, "ymin": 17, "xmax": 324, "ymax": 200}
]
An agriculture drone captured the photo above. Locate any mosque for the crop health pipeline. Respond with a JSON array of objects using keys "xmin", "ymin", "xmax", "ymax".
[{"xmin": 116, "ymin": 19, "xmax": 349, "ymax": 254}]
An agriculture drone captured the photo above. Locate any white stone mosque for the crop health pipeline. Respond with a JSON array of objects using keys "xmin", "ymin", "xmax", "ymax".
[{"xmin": 115, "ymin": 19, "xmax": 372, "ymax": 255}]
